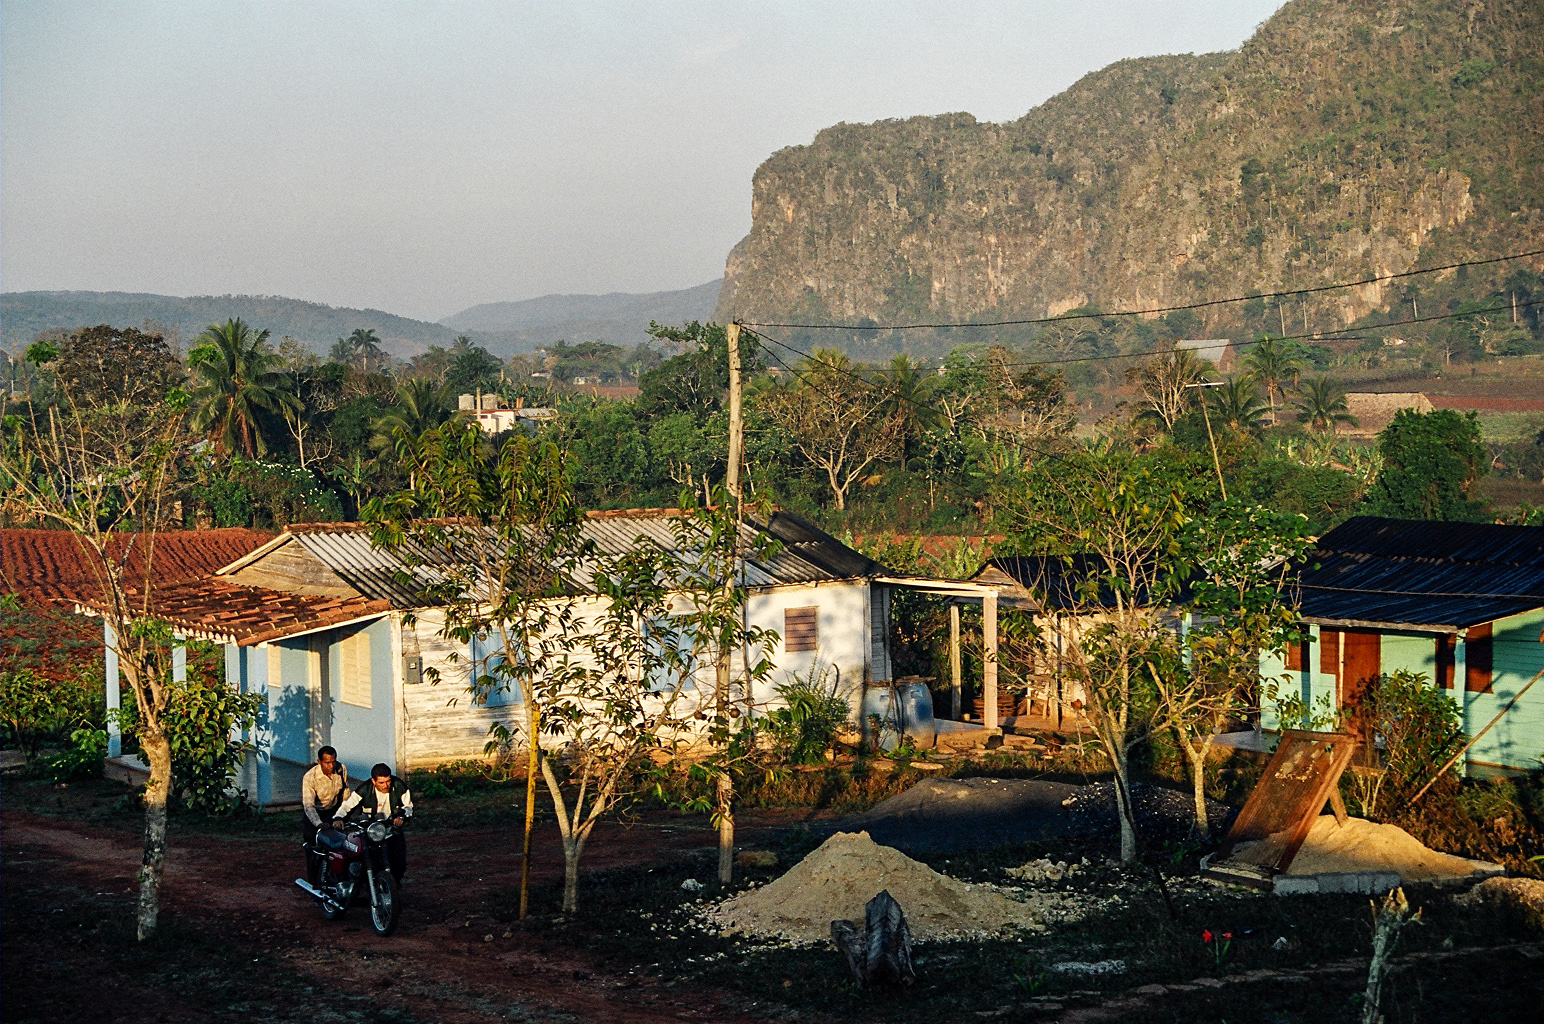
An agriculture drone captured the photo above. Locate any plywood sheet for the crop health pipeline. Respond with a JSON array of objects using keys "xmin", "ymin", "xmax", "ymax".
[{"xmin": 1211, "ymin": 729, "xmax": 1358, "ymax": 877}]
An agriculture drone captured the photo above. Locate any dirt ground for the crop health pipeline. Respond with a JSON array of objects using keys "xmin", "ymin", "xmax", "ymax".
[
  {"xmin": 5, "ymin": 775, "xmax": 1543, "ymax": 1024},
  {"xmin": 1, "ymin": 802, "xmax": 809, "ymax": 1024}
]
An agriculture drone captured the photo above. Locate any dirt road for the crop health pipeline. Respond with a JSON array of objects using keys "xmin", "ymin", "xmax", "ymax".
[{"xmin": 1, "ymin": 808, "xmax": 812, "ymax": 1024}]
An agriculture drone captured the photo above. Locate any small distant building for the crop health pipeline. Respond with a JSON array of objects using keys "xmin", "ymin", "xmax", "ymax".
[
  {"xmin": 1261, "ymin": 516, "xmax": 1544, "ymax": 773},
  {"xmin": 457, "ymin": 393, "xmax": 556, "ymax": 434},
  {"xmin": 1175, "ymin": 338, "xmax": 1237, "ymax": 372}
]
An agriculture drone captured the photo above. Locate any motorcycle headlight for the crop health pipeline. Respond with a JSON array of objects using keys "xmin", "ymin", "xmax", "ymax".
[{"xmin": 366, "ymin": 820, "xmax": 390, "ymax": 842}]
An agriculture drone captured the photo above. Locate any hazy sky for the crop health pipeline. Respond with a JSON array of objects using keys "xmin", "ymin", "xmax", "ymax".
[{"xmin": 2, "ymin": 1, "xmax": 1283, "ymax": 322}]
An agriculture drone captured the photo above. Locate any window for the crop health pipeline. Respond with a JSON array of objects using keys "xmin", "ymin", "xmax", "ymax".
[
  {"xmin": 266, "ymin": 643, "xmax": 282, "ymax": 688},
  {"xmin": 1465, "ymin": 623, "xmax": 1493, "ymax": 693},
  {"xmin": 784, "ymin": 607, "xmax": 818, "ymax": 653},
  {"xmin": 339, "ymin": 630, "xmax": 372, "ymax": 708},
  {"xmin": 471, "ymin": 633, "xmax": 521, "ymax": 705}
]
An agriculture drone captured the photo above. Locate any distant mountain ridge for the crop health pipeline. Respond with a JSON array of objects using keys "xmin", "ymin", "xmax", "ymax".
[
  {"xmin": 1, "ymin": 280, "xmax": 723, "ymax": 359},
  {"xmin": 0, "ymin": 290, "xmax": 455, "ymax": 356},
  {"xmin": 440, "ymin": 280, "xmax": 720, "ymax": 351}
]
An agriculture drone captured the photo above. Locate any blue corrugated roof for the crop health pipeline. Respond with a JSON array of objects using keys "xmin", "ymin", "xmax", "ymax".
[{"xmin": 1295, "ymin": 516, "xmax": 1544, "ymax": 629}]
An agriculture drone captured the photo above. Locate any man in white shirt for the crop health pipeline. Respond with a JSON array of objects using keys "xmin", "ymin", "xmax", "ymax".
[
  {"xmin": 300, "ymin": 746, "xmax": 348, "ymax": 879},
  {"xmin": 333, "ymin": 762, "xmax": 414, "ymax": 882}
]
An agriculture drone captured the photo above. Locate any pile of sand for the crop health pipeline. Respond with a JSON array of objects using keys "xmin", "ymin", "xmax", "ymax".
[
  {"xmin": 1256, "ymin": 815, "xmax": 1502, "ymax": 882},
  {"xmin": 1463, "ymin": 877, "xmax": 1544, "ymax": 922},
  {"xmin": 706, "ymin": 831, "xmax": 1046, "ymax": 943}
]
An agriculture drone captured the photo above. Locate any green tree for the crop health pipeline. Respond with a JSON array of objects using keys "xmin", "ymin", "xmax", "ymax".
[
  {"xmin": 1207, "ymin": 375, "xmax": 1269, "ymax": 433},
  {"xmin": 879, "ymin": 354, "xmax": 942, "ymax": 457},
  {"xmin": 1292, "ymin": 376, "xmax": 1358, "ymax": 434},
  {"xmin": 188, "ymin": 318, "xmax": 300, "ymax": 458},
  {"xmin": 444, "ymin": 341, "xmax": 504, "ymax": 395},
  {"xmin": 347, "ymin": 328, "xmax": 385, "ymax": 373},
  {"xmin": 371, "ymin": 378, "xmax": 456, "ymax": 459},
  {"xmin": 1243, "ymin": 337, "xmax": 1305, "ymax": 425},
  {"xmin": 1365, "ymin": 409, "xmax": 1488, "ymax": 521}
]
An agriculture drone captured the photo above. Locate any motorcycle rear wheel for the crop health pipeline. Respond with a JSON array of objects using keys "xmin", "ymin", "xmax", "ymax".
[
  {"xmin": 369, "ymin": 871, "xmax": 399, "ymax": 936},
  {"xmin": 318, "ymin": 865, "xmax": 347, "ymax": 920}
]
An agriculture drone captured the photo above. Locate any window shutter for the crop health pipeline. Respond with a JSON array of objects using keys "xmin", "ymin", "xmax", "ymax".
[
  {"xmin": 266, "ymin": 644, "xmax": 282, "ymax": 688},
  {"xmin": 1465, "ymin": 623, "xmax": 1493, "ymax": 693},
  {"xmin": 1319, "ymin": 629, "xmax": 1341, "ymax": 676},
  {"xmin": 1435, "ymin": 635, "xmax": 1456, "ymax": 689},
  {"xmin": 340, "ymin": 631, "xmax": 372, "ymax": 708},
  {"xmin": 784, "ymin": 607, "xmax": 819, "ymax": 653}
]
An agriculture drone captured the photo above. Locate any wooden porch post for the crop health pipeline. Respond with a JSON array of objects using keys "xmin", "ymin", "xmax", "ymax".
[
  {"xmin": 983, "ymin": 592, "xmax": 998, "ymax": 732},
  {"xmin": 949, "ymin": 603, "xmax": 962, "ymax": 721},
  {"xmin": 104, "ymin": 620, "xmax": 121, "ymax": 758}
]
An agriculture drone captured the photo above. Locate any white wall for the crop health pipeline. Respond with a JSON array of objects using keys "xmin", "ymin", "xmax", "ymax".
[{"xmin": 746, "ymin": 581, "xmax": 871, "ymax": 719}]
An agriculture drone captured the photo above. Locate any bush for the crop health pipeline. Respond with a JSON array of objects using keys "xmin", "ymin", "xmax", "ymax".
[
  {"xmin": 0, "ymin": 669, "xmax": 101, "ymax": 758},
  {"xmin": 45, "ymin": 727, "xmax": 108, "ymax": 781},
  {"xmin": 1342, "ymin": 670, "xmax": 1465, "ymax": 818},
  {"xmin": 763, "ymin": 668, "xmax": 853, "ymax": 766},
  {"xmin": 116, "ymin": 679, "xmax": 265, "ymax": 815}
]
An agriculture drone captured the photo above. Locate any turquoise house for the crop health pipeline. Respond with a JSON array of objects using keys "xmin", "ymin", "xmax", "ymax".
[{"xmin": 1261, "ymin": 516, "xmax": 1544, "ymax": 773}]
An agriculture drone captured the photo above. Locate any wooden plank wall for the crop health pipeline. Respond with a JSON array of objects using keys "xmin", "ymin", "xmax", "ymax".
[
  {"xmin": 226, "ymin": 538, "xmax": 358, "ymax": 597},
  {"xmin": 400, "ymin": 610, "xmax": 514, "ymax": 769}
]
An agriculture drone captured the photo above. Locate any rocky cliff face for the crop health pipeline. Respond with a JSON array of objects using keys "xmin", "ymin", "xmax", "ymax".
[{"xmin": 717, "ymin": 0, "xmax": 1542, "ymax": 333}]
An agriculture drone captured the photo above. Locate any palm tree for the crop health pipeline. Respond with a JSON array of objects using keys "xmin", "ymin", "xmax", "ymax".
[
  {"xmin": 349, "ymin": 328, "xmax": 384, "ymax": 373},
  {"xmin": 189, "ymin": 318, "xmax": 300, "ymax": 458},
  {"xmin": 1292, "ymin": 376, "xmax": 1359, "ymax": 434},
  {"xmin": 1242, "ymin": 337, "xmax": 1305, "ymax": 426},
  {"xmin": 1207, "ymin": 375, "xmax": 1269, "ymax": 433},
  {"xmin": 372, "ymin": 379, "xmax": 455, "ymax": 454},
  {"xmin": 880, "ymin": 354, "xmax": 942, "ymax": 457}
]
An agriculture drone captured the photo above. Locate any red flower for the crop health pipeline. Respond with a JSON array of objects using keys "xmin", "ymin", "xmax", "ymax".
[
  {"xmin": 1222, "ymin": 931, "xmax": 1234, "ymax": 941},
  {"xmin": 1202, "ymin": 929, "xmax": 1213, "ymax": 944}
]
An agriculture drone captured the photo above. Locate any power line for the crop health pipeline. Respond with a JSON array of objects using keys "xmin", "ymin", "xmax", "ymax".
[
  {"xmin": 751, "ymin": 299, "xmax": 1541, "ymax": 373},
  {"xmin": 736, "ymin": 248, "xmax": 1544, "ymax": 331}
]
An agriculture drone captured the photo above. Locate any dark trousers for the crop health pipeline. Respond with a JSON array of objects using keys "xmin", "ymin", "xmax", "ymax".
[
  {"xmin": 384, "ymin": 831, "xmax": 407, "ymax": 882},
  {"xmin": 302, "ymin": 805, "xmax": 341, "ymax": 882}
]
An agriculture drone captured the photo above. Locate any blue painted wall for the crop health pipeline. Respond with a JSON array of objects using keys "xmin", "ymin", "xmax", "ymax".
[{"xmin": 328, "ymin": 618, "xmax": 398, "ymax": 777}]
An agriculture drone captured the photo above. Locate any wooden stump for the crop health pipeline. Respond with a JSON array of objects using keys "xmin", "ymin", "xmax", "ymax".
[{"xmin": 830, "ymin": 889, "xmax": 916, "ymax": 988}]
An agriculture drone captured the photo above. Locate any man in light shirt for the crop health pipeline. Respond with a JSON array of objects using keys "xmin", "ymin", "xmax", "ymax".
[
  {"xmin": 300, "ymin": 746, "xmax": 348, "ymax": 879},
  {"xmin": 333, "ymin": 762, "xmax": 413, "ymax": 882}
]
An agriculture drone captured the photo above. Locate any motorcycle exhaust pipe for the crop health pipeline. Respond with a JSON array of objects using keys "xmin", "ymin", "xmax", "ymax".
[{"xmin": 295, "ymin": 877, "xmax": 343, "ymax": 911}]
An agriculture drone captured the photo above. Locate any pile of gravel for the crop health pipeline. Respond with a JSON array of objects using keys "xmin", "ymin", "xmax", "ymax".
[{"xmin": 1063, "ymin": 781, "xmax": 1237, "ymax": 844}]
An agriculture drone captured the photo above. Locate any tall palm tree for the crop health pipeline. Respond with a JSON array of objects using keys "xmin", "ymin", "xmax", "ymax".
[
  {"xmin": 1292, "ymin": 376, "xmax": 1359, "ymax": 434},
  {"xmin": 189, "ymin": 318, "xmax": 300, "ymax": 458},
  {"xmin": 1242, "ymin": 337, "xmax": 1305, "ymax": 426},
  {"xmin": 880, "ymin": 354, "xmax": 942, "ymax": 457},
  {"xmin": 1207, "ymin": 375, "xmax": 1269, "ymax": 433},
  {"xmin": 349, "ymin": 328, "xmax": 384, "ymax": 373}
]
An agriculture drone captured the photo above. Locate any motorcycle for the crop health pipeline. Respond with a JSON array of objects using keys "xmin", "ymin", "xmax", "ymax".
[{"xmin": 295, "ymin": 819, "xmax": 401, "ymax": 936}]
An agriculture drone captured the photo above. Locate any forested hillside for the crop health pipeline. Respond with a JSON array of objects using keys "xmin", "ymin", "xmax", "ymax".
[
  {"xmin": 717, "ymin": 0, "xmax": 1543, "ymax": 357},
  {"xmin": 0, "ymin": 291, "xmax": 455, "ymax": 355}
]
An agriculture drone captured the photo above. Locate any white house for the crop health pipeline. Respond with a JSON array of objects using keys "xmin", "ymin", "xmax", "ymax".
[{"xmin": 94, "ymin": 510, "xmax": 981, "ymax": 806}]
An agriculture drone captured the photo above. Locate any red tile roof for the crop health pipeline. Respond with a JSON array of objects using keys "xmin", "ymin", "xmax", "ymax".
[
  {"xmin": 105, "ymin": 578, "xmax": 391, "ymax": 646},
  {"xmin": 0, "ymin": 528, "xmax": 274, "ymax": 607}
]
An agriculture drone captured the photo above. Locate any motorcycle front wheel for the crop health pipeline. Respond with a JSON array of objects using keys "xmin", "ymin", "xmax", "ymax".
[{"xmin": 369, "ymin": 871, "xmax": 399, "ymax": 936}]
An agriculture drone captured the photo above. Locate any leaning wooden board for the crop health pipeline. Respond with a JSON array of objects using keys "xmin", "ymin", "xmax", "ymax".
[{"xmin": 1204, "ymin": 729, "xmax": 1358, "ymax": 885}]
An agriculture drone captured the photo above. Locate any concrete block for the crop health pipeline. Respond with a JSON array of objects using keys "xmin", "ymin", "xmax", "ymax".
[{"xmin": 1272, "ymin": 875, "xmax": 1321, "ymax": 896}]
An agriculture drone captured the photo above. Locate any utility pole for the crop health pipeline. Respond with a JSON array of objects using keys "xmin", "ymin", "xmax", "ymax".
[{"xmin": 715, "ymin": 322, "xmax": 744, "ymax": 884}]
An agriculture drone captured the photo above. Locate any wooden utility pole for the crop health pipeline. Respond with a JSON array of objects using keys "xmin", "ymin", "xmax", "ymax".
[{"xmin": 715, "ymin": 322, "xmax": 744, "ymax": 884}]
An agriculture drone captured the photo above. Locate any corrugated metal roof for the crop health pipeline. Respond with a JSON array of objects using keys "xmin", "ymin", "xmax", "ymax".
[
  {"xmin": 1295, "ymin": 516, "xmax": 1544, "ymax": 629},
  {"xmin": 275, "ymin": 509, "xmax": 890, "ymax": 608}
]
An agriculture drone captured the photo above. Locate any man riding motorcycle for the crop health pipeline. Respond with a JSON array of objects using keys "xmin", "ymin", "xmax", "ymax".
[
  {"xmin": 333, "ymin": 762, "xmax": 413, "ymax": 882},
  {"xmin": 300, "ymin": 746, "xmax": 348, "ymax": 880}
]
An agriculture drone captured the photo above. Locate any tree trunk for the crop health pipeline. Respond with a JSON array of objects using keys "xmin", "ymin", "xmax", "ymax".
[
  {"xmin": 716, "ymin": 770, "xmax": 734, "ymax": 884},
  {"xmin": 1188, "ymin": 740, "xmax": 1210, "ymax": 836},
  {"xmin": 1111, "ymin": 744, "xmax": 1136, "ymax": 863},
  {"xmin": 519, "ymin": 707, "xmax": 540, "ymax": 919},
  {"xmin": 825, "ymin": 467, "xmax": 847, "ymax": 511},
  {"xmin": 137, "ymin": 729, "xmax": 172, "ymax": 940},
  {"xmin": 561, "ymin": 834, "xmax": 585, "ymax": 914}
]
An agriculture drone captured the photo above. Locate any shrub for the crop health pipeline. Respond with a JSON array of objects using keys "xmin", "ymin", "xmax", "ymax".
[
  {"xmin": 46, "ymin": 727, "xmax": 108, "ymax": 781},
  {"xmin": 0, "ymin": 669, "xmax": 101, "ymax": 758},
  {"xmin": 165, "ymin": 679, "xmax": 266, "ymax": 813},
  {"xmin": 763, "ymin": 667, "xmax": 852, "ymax": 766},
  {"xmin": 1343, "ymin": 670, "xmax": 1465, "ymax": 818}
]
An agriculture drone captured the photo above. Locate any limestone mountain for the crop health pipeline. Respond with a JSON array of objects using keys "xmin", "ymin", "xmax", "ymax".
[{"xmin": 716, "ymin": 0, "xmax": 1542, "ymax": 344}]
